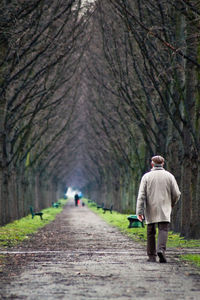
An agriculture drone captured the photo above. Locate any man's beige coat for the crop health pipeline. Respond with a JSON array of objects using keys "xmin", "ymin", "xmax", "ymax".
[{"xmin": 136, "ymin": 167, "xmax": 181, "ymax": 224}]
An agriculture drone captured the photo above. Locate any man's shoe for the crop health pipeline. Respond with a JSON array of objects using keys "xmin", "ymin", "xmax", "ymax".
[
  {"xmin": 157, "ymin": 251, "xmax": 167, "ymax": 263},
  {"xmin": 147, "ymin": 257, "xmax": 156, "ymax": 262}
]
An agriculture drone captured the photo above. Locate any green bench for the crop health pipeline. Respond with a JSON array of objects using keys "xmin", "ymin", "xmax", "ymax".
[
  {"xmin": 30, "ymin": 206, "xmax": 43, "ymax": 220},
  {"xmin": 103, "ymin": 205, "xmax": 113, "ymax": 214},
  {"xmin": 127, "ymin": 215, "xmax": 144, "ymax": 228},
  {"xmin": 97, "ymin": 202, "xmax": 104, "ymax": 210},
  {"xmin": 52, "ymin": 201, "xmax": 61, "ymax": 208}
]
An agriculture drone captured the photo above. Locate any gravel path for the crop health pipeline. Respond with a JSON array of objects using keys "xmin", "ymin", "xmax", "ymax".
[{"xmin": 0, "ymin": 200, "xmax": 200, "ymax": 300}]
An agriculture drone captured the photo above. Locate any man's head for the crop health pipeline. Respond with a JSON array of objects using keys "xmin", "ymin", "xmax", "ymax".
[{"xmin": 151, "ymin": 155, "xmax": 165, "ymax": 167}]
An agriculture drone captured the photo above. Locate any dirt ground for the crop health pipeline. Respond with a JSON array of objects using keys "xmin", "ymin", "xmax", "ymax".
[{"xmin": 0, "ymin": 200, "xmax": 200, "ymax": 300}]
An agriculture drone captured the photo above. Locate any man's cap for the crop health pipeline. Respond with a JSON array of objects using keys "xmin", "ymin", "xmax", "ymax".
[{"xmin": 151, "ymin": 155, "xmax": 165, "ymax": 164}]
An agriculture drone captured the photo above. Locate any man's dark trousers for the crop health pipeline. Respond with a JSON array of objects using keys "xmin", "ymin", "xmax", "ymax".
[{"xmin": 147, "ymin": 222, "xmax": 169, "ymax": 258}]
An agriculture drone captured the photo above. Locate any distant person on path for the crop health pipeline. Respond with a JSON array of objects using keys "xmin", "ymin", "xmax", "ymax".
[
  {"xmin": 74, "ymin": 194, "xmax": 79, "ymax": 207},
  {"xmin": 136, "ymin": 155, "xmax": 181, "ymax": 263}
]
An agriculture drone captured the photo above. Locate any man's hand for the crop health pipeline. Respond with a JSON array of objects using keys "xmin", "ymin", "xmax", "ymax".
[{"xmin": 137, "ymin": 214, "xmax": 144, "ymax": 222}]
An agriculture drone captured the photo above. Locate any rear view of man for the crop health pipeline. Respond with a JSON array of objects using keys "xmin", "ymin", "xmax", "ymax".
[{"xmin": 136, "ymin": 155, "xmax": 181, "ymax": 263}]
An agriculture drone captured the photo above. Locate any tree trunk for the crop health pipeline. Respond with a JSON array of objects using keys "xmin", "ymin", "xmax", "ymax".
[
  {"xmin": 189, "ymin": 157, "xmax": 200, "ymax": 238},
  {"xmin": 180, "ymin": 7, "xmax": 197, "ymax": 237},
  {"xmin": 0, "ymin": 93, "xmax": 8, "ymax": 225},
  {"xmin": 180, "ymin": 139, "xmax": 192, "ymax": 237}
]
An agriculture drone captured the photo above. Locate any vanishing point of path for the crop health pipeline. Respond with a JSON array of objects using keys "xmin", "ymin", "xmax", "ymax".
[{"xmin": 0, "ymin": 200, "xmax": 200, "ymax": 300}]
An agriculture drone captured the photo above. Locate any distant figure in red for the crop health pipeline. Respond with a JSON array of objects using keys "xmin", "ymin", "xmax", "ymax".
[{"xmin": 74, "ymin": 194, "xmax": 79, "ymax": 206}]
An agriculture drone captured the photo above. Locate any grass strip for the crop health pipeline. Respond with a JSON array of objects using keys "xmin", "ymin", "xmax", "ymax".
[
  {"xmin": 0, "ymin": 198, "xmax": 67, "ymax": 248},
  {"xmin": 85, "ymin": 199, "xmax": 200, "ymax": 267},
  {"xmin": 180, "ymin": 254, "xmax": 200, "ymax": 267}
]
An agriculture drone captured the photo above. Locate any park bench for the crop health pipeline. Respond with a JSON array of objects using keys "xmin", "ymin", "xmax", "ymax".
[
  {"xmin": 103, "ymin": 204, "xmax": 113, "ymax": 214},
  {"xmin": 52, "ymin": 201, "xmax": 60, "ymax": 208},
  {"xmin": 127, "ymin": 215, "xmax": 144, "ymax": 228},
  {"xmin": 97, "ymin": 202, "xmax": 104, "ymax": 210},
  {"xmin": 30, "ymin": 206, "xmax": 43, "ymax": 220}
]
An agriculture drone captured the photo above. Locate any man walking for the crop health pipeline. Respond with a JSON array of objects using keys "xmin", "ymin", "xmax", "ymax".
[
  {"xmin": 136, "ymin": 155, "xmax": 181, "ymax": 263},
  {"xmin": 74, "ymin": 194, "xmax": 79, "ymax": 207}
]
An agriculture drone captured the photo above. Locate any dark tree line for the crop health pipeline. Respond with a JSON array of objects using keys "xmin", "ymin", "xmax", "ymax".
[
  {"xmin": 0, "ymin": 0, "xmax": 89, "ymax": 224},
  {"xmin": 80, "ymin": 0, "xmax": 200, "ymax": 238}
]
